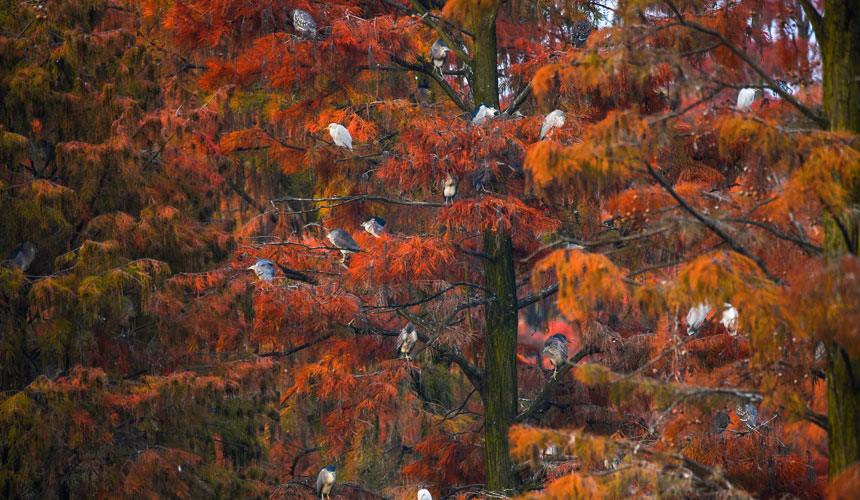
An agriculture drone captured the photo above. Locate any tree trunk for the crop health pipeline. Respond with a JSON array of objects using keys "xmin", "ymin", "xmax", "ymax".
[
  {"xmin": 471, "ymin": 7, "xmax": 501, "ymax": 109},
  {"xmin": 481, "ymin": 231, "xmax": 519, "ymax": 494},
  {"xmin": 818, "ymin": 0, "xmax": 860, "ymax": 478}
]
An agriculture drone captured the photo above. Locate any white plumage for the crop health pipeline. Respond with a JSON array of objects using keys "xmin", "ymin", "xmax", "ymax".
[
  {"xmin": 442, "ymin": 174, "xmax": 458, "ymax": 204},
  {"xmin": 471, "ymin": 104, "xmax": 499, "ymax": 126},
  {"xmin": 7, "ymin": 241, "xmax": 38, "ymax": 272},
  {"xmin": 247, "ymin": 258, "xmax": 275, "ymax": 281},
  {"xmin": 418, "ymin": 488, "xmax": 433, "ymax": 500},
  {"xmin": 686, "ymin": 303, "xmax": 711, "ymax": 335},
  {"xmin": 315, "ymin": 466, "xmax": 337, "ymax": 499},
  {"xmin": 396, "ymin": 322, "xmax": 419, "ymax": 361},
  {"xmin": 737, "ymin": 88, "xmax": 756, "ymax": 112},
  {"xmin": 361, "ymin": 217, "xmax": 386, "ymax": 238},
  {"xmin": 327, "ymin": 123, "xmax": 352, "ymax": 150},
  {"xmin": 540, "ymin": 109, "xmax": 565, "ymax": 140},
  {"xmin": 720, "ymin": 303, "xmax": 738, "ymax": 336},
  {"xmin": 290, "ymin": 9, "xmax": 317, "ymax": 39}
]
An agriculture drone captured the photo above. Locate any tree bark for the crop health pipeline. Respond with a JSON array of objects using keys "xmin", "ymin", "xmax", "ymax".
[
  {"xmin": 481, "ymin": 231, "xmax": 518, "ymax": 494},
  {"xmin": 471, "ymin": 6, "xmax": 501, "ymax": 109},
  {"xmin": 814, "ymin": 0, "xmax": 860, "ymax": 478}
]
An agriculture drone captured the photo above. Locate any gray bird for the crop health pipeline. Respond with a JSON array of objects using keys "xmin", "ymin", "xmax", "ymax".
[
  {"xmin": 539, "ymin": 109, "xmax": 565, "ymax": 140},
  {"xmin": 417, "ymin": 79, "xmax": 431, "ymax": 104},
  {"xmin": 316, "ymin": 465, "xmax": 336, "ymax": 499},
  {"xmin": 290, "ymin": 9, "xmax": 317, "ymax": 39},
  {"xmin": 247, "ymin": 258, "xmax": 275, "ymax": 281},
  {"xmin": 471, "ymin": 165, "xmax": 494, "ymax": 192},
  {"xmin": 7, "ymin": 241, "xmax": 38, "ymax": 272},
  {"xmin": 396, "ymin": 322, "xmax": 419, "ymax": 361},
  {"xmin": 471, "ymin": 104, "xmax": 499, "ymax": 126},
  {"xmin": 442, "ymin": 174, "xmax": 458, "ymax": 204},
  {"xmin": 736, "ymin": 403, "xmax": 758, "ymax": 430},
  {"xmin": 572, "ymin": 19, "xmax": 593, "ymax": 48},
  {"xmin": 361, "ymin": 217, "xmax": 386, "ymax": 237},
  {"xmin": 710, "ymin": 410, "xmax": 731, "ymax": 434},
  {"xmin": 429, "ymin": 38, "xmax": 450, "ymax": 74},
  {"xmin": 326, "ymin": 229, "xmax": 360, "ymax": 264},
  {"xmin": 543, "ymin": 333, "xmax": 569, "ymax": 376}
]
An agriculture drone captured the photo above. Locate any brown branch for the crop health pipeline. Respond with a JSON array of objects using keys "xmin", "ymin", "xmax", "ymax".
[
  {"xmin": 515, "ymin": 345, "xmax": 601, "ymax": 423},
  {"xmin": 517, "ymin": 283, "xmax": 559, "ymax": 310},
  {"xmin": 391, "ymin": 55, "xmax": 471, "ymax": 112},
  {"xmin": 504, "ymin": 81, "xmax": 532, "ymax": 116},
  {"xmin": 258, "ymin": 332, "xmax": 334, "ymax": 358},
  {"xmin": 273, "ymin": 262, "xmax": 318, "ymax": 284},
  {"xmin": 721, "ymin": 217, "xmax": 822, "ymax": 253},
  {"xmin": 797, "ymin": 0, "xmax": 825, "ymax": 43},
  {"xmin": 272, "ymin": 194, "xmax": 444, "ymax": 208}
]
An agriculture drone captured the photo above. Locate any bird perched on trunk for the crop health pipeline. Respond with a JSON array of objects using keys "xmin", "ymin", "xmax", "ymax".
[
  {"xmin": 418, "ymin": 488, "xmax": 433, "ymax": 500},
  {"xmin": 471, "ymin": 104, "xmax": 499, "ymax": 126},
  {"xmin": 572, "ymin": 19, "xmax": 593, "ymax": 48},
  {"xmin": 289, "ymin": 9, "xmax": 317, "ymax": 39},
  {"xmin": 543, "ymin": 333, "xmax": 570, "ymax": 376},
  {"xmin": 442, "ymin": 174, "xmax": 458, "ymax": 204},
  {"xmin": 247, "ymin": 258, "xmax": 276, "ymax": 281},
  {"xmin": 540, "ymin": 109, "xmax": 565, "ymax": 140},
  {"xmin": 736, "ymin": 402, "xmax": 758, "ymax": 430},
  {"xmin": 429, "ymin": 38, "xmax": 450, "ymax": 74},
  {"xmin": 736, "ymin": 88, "xmax": 760, "ymax": 112},
  {"xmin": 396, "ymin": 322, "xmax": 419, "ymax": 361},
  {"xmin": 326, "ymin": 229, "xmax": 360, "ymax": 264},
  {"xmin": 316, "ymin": 465, "xmax": 336, "ymax": 499},
  {"xmin": 709, "ymin": 410, "xmax": 731, "ymax": 435},
  {"xmin": 6, "ymin": 241, "xmax": 38, "ymax": 272},
  {"xmin": 361, "ymin": 217, "xmax": 386, "ymax": 237},
  {"xmin": 327, "ymin": 123, "xmax": 352, "ymax": 150}
]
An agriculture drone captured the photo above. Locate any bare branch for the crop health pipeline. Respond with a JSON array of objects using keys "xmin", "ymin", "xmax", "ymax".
[{"xmin": 515, "ymin": 345, "xmax": 601, "ymax": 423}]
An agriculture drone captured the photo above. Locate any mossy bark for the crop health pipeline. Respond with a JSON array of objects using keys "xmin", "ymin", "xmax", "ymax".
[
  {"xmin": 818, "ymin": 0, "xmax": 860, "ymax": 478},
  {"xmin": 481, "ymin": 231, "xmax": 518, "ymax": 494},
  {"xmin": 471, "ymin": 7, "xmax": 501, "ymax": 110}
]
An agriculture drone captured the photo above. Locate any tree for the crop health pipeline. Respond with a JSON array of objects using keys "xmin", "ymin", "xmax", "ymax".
[{"xmin": 2, "ymin": 0, "xmax": 858, "ymax": 499}]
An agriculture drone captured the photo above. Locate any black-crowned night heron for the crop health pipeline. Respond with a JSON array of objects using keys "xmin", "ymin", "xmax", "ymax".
[
  {"xmin": 736, "ymin": 88, "xmax": 761, "ymax": 112},
  {"xmin": 471, "ymin": 165, "xmax": 494, "ymax": 192},
  {"xmin": 540, "ymin": 109, "xmax": 565, "ymax": 140},
  {"xmin": 543, "ymin": 333, "xmax": 569, "ymax": 376},
  {"xmin": 471, "ymin": 104, "xmax": 499, "ymax": 126},
  {"xmin": 736, "ymin": 403, "xmax": 758, "ymax": 430},
  {"xmin": 361, "ymin": 217, "xmax": 386, "ymax": 237},
  {"xmin": 326, "ymin": 229, "xmax": 360, "ymax": 264},
  {"xmin": 316, "ymin": 465, "xmax": 336, "ymax": 499},
  {"xmin": 7, "ymin": 241, "xmax": 38, "ymax": 272},
  {"xmin": 418, "ymin": 488, "xmax": 433, "ymax": 500},
  {"xmin": 396, "ymin": 322, "xmax": 418, "ymax": 361},
  {"xmin": 720, "ymin": 303, "xmax": 738, "ymax": 336},
  {"xmin": 247, "ymin": 258, "xmax": 275, "ymax": 281},
  {"xmin": 710, "ymin": 410, "xmax": 731, "ymax": 434},
  {"xmin": 442, "ymin": 174, "xmax": 458, "ymax": 204},
  {"xmin": 290, "ymin": 9, "xmax": 317, "ymax": 39},
  {"xmin": 686, "ymin": 303, "xmax": 711, "ymax": 335},
  {"xmin": 327, "ymin": 123, "xmax": 352, "ymax": 150},
  {"xmin": 572, "ymin": 19, "xmax": 593, "ymax": 48},
  {"xmin": 429, "ymin": 38, "xmax": 450, "ymax": 74}
]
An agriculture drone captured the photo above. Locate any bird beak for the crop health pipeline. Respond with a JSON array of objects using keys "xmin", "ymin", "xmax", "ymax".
[{"xmin": 246, "ymin": 265, "xmax": 255, "ymax": 271}]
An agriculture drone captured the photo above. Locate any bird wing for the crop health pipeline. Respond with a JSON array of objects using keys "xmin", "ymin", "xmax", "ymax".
[
  {"xmin": 396, "ymin": 329, "xmax": 408, "ymax": 352},
  {"xmin": 316, "ymin": 470, "xmax": 325, "ymax": 496}
]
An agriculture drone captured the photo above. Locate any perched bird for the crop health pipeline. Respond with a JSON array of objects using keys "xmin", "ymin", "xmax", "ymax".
[
  {"xmin": 720, "ymin": 303, "xmax": 738, "ymax": 336},
  {"xmin": 442, "ymin": 174, "xmax": 458, "ymax": 204},
  {"xmin": 416, "ymin": 78, "xmax": 431, "ymax": 104},
  {"xmin": 686, "ymin": 303, "xmax": 711, "ymax": 335},
  {"xmin": 361, "ymin": 217, "xmax": 386, "ymax": 237},
  {"xmin": 429, "ymin": 38, "xmax": 451, "ymax": 74},
  {"xmin": 471, "ymin": 104, "xmax": 499, "ymax": 126},
  {"xmin": 736, "ymin": 88, "xmax": 758, "ymax": 112},
  {"xmin": 7, "ymin": 241, "xmax": 38, "ymax": 272},
  {"xmin": 418, "ymin": 488, "xmax": 433, "ymax": 500},
  {"xmin": 572, "ymin": 19, "xmax": 593, "ymax": 48},
  {"xmin": 396, "ymin": 322, "xmax": 419, "ymax": 361},
  {"xmin": 327, "ymin": 123, "xmax": 353, "ymax": 150},
  {"xmin": 326, "ymin": 228, "xmax": 360, "ymax": 264},
  {"xmin": 30, "ymin": 139, "xmax": 55, "ymax": 172},
  {"xmin": 316, "ymin": 465, "xmax": 337, "ymax": 500},
  {"xmin": 290, "ymin": 9, "xmax": 317, "ymax": 39},
  {"xmin": 710, "ymin": 410, "xmax": 731, "ymax": 435},
  {"xmin": 471, "ymin": 165, "xmax": 494, "ymax": 192},
  {"xmin": 736, "ymin": 403, "xmax": 758, "ymax": 430},
  {"xmin": 247, "ymin": 258, "xmax": 276, "ymax": 281},
  {"xmin": 543, "ymin": 333, "xmax": 569, "ymax": 376},
  {"xmin": 539, "ymin": 109, "xmax": 565, "ymax": 140}
]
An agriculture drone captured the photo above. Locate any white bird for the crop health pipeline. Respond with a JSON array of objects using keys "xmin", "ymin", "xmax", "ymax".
[
  {"xmin": 418, "ymin": 488, "xmax": 433, "ymax": 500},
  {"xmin": 442, "ymin": 174, "xmax": 458, "ymax": 204},
  {"xmin": 686, "ymin": 303, "xmax": 711, "ymax": 335},
  {"xmin": 290, "ymin": 9, "xmax": 317, "ymax": 39},
  {"xmin": 396, "ymin": 322, "xmax": 419, "ymax": 361},
  {"xmin": 316, "ymin": 465, "xmax": 337, "ymax": 499},
  {"xmin": 327, "ymin": 123, "xmax": 352, "ymax": 150},
  {"xmin": 247, "ymin": 258, "xmax": 276, "ymax": 281},
  {"xmin": 737, "ymin": 88, "xmax": 757, "ymax": 112},
  {"xmin": 539, "ymin": 109, "xmax": 565, "ymax": 140},
  {"xmin": 326, "ymin": 228, "xmax": 360, "ymax": 264},
  {"xmin": 471, "ymin": 104, "xmax": 499, "ymax": 126},
  {"xmin": 429, "ymin": 39, "xmax": 451, "ymax": 74},
  {"xmin": 720, "ymin": 303, "xmax": 738, "ymax": 336},
  {"xmin": 7, "ymin": 241, "xmax": 38, "ymax": 272},
  {"xmin": 361, "ymin": 217, "xmax": 386, "ymax": 237}
]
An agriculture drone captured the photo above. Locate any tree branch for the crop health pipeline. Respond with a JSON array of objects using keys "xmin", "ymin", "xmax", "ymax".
[
  {"xmin": 391, "ymin": 55, "xmax": 471, "ymax": 112},
  {"xmin": 797, "ymin": 0, "xmax": 825, "ymax": 43},
  {"xmin": 271, "ymin": 194, "xmax": 444, "ymax": 208},
  {"xmin": 515, "ymin": 345, "xmax": 601, "ymax": 423},
  {"xmin": 258, "ymin": 332, "xmax": 334, "ymax": 358},
  {"xmin": 516, "ymin": 283, "xmax": 559, "ymax": 310},
  {"xmin": 504, "ymin": 81, "xmax": 532, "ymax": 116}
]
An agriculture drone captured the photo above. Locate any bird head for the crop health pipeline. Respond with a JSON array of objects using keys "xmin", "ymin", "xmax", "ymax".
[
  {"xmin": 435, "ymin": 38, "xmax": 450, "ymax": 52},
  {"xmin": 324, "ymin": 465, "xmax": 336, "ymax": 474},
  {"xmin": 327, "ymin": 123, "xmax": 338, "ymax": 132}
]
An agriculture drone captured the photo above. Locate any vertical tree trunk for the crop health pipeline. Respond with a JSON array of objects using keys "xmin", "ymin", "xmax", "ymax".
[
  {"xmin": 818, "ymin": 0, "xmax": 860, "ymax": 478},
  {"xmin": 481, "ymin": 231, "xmax": 519, "ymax": 494},
  {"xmin": 471, "ymin": 7, "xmax": 501, "ymax": 109}
]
